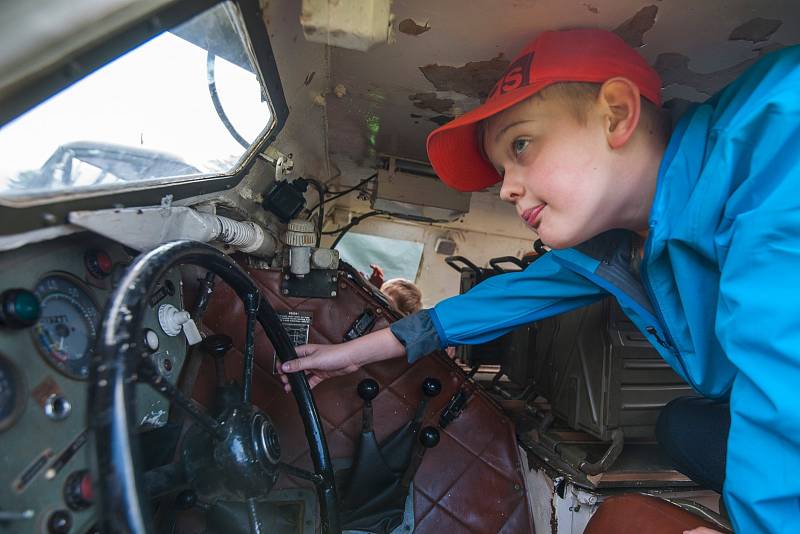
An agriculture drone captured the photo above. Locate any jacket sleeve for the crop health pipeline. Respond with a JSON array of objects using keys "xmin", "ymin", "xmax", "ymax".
[
  {"xmin": 717, "ymin": 203, "xmax": 800, "ymax": 533},
  {"xmin": 434, "ymin": 252, "xmax": 607, "ymax": 346},
  {"xmin": 711, "ymin": 47, "xmax": 800, "ymax": 533},
  {"xmin": 391, "ymin": 252, "xmax": 606, "ymax": 363}
]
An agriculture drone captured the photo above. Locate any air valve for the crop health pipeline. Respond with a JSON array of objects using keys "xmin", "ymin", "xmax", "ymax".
[{"xmin": 283, "ymin": 219, "xmax": 316, "ymax": 277}]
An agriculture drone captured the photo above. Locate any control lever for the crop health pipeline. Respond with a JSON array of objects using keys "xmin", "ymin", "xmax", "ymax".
[
  {"xmin": 201, "ymin": 334, "xmax": 233, "ymax": 388},
  {"xmin": 357, "ymin": 378, "xmax": 379, "ymax": 433},
  {"xmin": 411, "ymin": 377, "xmax": 441, "ymax": 433},
  {"xmin": 342, "ymin": 378, "xmax": 394, "ymax": 512},
  {"xmin": 400, "ymin": 427, "xmax": 439, "ymax": 491},
  {"xmin": 200, "ymin": 334, "xmax": 239, "ymax": 411}
]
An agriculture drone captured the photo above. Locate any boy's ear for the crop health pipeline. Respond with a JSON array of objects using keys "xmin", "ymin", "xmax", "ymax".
[{"xmin": 598, "ymin": 77, "xmax": 641, "ymax": 149}]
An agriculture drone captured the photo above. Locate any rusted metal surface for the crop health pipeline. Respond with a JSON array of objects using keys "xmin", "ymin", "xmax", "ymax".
[
  {"xmin": 654, "ymin": 47, "xmax": 782, "ymax": 95},
  {"xmin": 418, "ymin": 54, "xmax": 510, "ymax": 99},
  {"xmin": 613, "ymin": 5, "xmax": 658, "ymax": 48},
  {"xmin": 398, "ymin": 18, "xmax": 431, "ymax": 36},
  {"xmin": 408, "ymin": 92, "xmax": 454, "ymax": 114},
  {"xmin": 729, "ymin": 17, "xmax": 783, "ymax": 43}
]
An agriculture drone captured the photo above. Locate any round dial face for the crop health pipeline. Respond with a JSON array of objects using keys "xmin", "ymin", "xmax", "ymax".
[
  {"xmin": 0, "ymin": 355, "xmax": 24, "ymax": 431},
  {"xmin": 32, "ymin": 275, "xmax": 100, "ymax": 380}
]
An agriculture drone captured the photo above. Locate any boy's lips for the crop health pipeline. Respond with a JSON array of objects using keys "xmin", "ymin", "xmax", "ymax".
[{"xmin": 521, "ymin": 204, "xmax": 545, "ymax": 228}]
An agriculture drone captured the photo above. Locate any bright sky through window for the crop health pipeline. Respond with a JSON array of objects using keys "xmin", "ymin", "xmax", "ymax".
[{"xmin": 0, "ymin": 5, "xmax": 271, "ymax": 195}]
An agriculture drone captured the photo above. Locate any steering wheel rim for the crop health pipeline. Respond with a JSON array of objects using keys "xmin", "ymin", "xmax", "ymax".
[{"xmin": 89, "ymin": 240, "xmax": 340, "ymax": 533}]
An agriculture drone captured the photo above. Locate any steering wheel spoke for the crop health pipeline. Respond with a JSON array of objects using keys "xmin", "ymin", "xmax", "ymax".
[
  {"xmin": 279, "ymin": 462, "xmax": 324, "ymax": 486},
  {"xmin": 246, "ymin": 497, "xmax": 264, "ymax": 534},
  {"xmin": 137, "ymin": 356, "xmax": 226, "ymax": 440},
  {"xmin": 241, "ymin": 291, "xmax": 258, "ymax": 404}
]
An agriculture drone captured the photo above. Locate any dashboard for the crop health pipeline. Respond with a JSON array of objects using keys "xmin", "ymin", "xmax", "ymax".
[{"xmin": 0, "ymin": 232, "xmax": 189, "ymax": 533}]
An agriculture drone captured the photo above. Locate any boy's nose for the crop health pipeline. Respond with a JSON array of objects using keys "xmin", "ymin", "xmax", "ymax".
[{"xmin": 499, "ymin": 174, "xmax": 523, "ymax": 203}]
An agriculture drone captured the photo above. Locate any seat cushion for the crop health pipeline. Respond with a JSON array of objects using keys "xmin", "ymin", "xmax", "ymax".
[{"xmin": 585, "ymin": 493, "xmax": 722, "ymax": 534}]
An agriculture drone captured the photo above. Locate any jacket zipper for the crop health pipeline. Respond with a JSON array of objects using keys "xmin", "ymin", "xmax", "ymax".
[{"xmin": 640, "ymin": 228, "xmax": 698, "ymax": 389}]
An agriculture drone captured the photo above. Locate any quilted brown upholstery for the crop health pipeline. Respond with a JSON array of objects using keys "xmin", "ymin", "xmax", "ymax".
[
  {"xmin": 194, "ymin": 267, "xmax": 534, "ymax": 533},
  {"xmin": 585, "ymin": 494, "xmax": 721, "ymax": 534}
]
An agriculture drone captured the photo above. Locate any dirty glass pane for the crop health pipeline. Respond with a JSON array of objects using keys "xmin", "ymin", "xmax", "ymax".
[
  {"xmin": 335, "ymin": 233, "xmax": 424, "ymax": 284},
  {"xmin": 0, "ymin": 2, "xmax": 272, "ymax": 199}
]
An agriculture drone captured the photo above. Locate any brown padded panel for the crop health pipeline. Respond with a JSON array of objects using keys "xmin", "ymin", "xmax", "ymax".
[
  {"xmin": 585, "ymin": 494, "xmax": 720, "ymax": 534},
  {"xmin": 195, "ymin": 267, "xmax": 534, "ymax": 533}
]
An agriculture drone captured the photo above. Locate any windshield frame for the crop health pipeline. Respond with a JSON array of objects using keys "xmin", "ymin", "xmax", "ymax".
[{"xmin": 0, "ymin": 0, "xmax": 287, "ymax": 235}]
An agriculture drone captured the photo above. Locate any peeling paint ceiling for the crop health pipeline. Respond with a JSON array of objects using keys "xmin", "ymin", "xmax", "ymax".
[{"xmin": 265, "ymin": 0, "xmax": 800, "ymax": 183}]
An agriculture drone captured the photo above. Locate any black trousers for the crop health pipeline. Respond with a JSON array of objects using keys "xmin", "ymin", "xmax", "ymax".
[{"xmin": 655, "ymin": 396, "xmax": 731, "ymax": 494}]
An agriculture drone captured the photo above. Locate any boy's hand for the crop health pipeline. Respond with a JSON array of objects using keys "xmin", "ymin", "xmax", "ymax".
[
  {"xmin": 368, "ymin": 264, "xmax": 385, "ymax": 287},
  {"xmin": 278, "ymin": 344, "xmax": 361, "ymax": 392},
  {"xmin": 683, "ymin": 528, "xmax": 724, "ymax": 534},
  {"xmin": 278, "ymin": 328, "xmax": 407, "ymax": 392}
]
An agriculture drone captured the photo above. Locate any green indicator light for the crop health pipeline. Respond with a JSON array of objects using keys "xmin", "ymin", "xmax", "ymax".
[{"xmin": 14, "ymin": 291, "xmax": 40, "ymax": 323}]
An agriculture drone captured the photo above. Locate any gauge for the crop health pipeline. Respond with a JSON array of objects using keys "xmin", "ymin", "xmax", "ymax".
[
  {"xmin": 32, "ymin": 274, "xmax": 100, "ymax": 380},
  {"xmin": 0, "ymin": 354, "xmax": 24, "ymax": 432}
]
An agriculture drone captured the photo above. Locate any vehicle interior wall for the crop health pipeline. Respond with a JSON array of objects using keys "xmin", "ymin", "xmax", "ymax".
[{"xmin": 322, "ymin": 193, "xmax": 535, "ymax": 307}]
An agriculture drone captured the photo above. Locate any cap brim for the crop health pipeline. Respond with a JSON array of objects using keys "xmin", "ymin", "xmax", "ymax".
[{"xmin": 427, "ymin": 80, "xmax": 551, "ymax": 192}]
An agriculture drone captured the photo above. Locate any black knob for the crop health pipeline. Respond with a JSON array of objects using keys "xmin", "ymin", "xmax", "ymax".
[
  {"xmin": 0, "ymin": 289, "xmax": 40, "ymax": 328},
  {"xmin": 63, "ymin": 470, "xmax": 93, "ymax": 511},
  {"xmin": 421, "ymin": 377, "xmax": 442, "ymax": 398},
  {"xmin": 202, "ymin": 334, "xmax": 233, "ymax": 359},
  {"xmin": 175, "ymin": 489, "xmax": 198, "ymax": 510},
  {"xmin": 419, "ymin": 426, "xmax": 440, "ymax": 448},
  {"xmin": 47, "ymin": 510, "xmax": 72, "ymax": 534},
  {"xmin": 357, "ymin": 378, "xmax": 379, "ymax": 402}
]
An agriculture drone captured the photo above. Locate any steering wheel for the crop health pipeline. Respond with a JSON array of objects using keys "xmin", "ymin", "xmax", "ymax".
[{"xmin": 88, "ymin": 240, "xmax": 341, "ymax": 533}]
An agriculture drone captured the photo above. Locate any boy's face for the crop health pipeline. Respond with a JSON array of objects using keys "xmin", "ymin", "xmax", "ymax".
[{"xmin": 482, "ymin": 93, "xmax": 624, "ymax": 249}]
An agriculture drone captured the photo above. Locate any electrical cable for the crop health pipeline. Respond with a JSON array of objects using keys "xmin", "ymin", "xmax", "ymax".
[
  {"xmin": 305, "ymin": 178, "xmax": 325, "ymax": 247},
  {"xmin": 307, "ymin": 173, "xmax": 377, "ymax": 213},
  {"xmin": 325, "ymin": 211, "xmax": 383, "ymax": 249}
]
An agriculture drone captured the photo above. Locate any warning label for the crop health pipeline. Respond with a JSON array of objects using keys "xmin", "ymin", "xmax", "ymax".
[{"xmin": 277, "ymin": 311, "xmax": 312, "ymax": 347}]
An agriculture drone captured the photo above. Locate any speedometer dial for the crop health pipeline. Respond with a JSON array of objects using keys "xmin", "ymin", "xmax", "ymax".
[{"xmin": 32, "ymin": 275, "xmax": 99, "ymax": 380}]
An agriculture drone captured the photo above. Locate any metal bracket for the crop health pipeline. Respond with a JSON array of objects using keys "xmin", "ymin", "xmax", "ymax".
[{"xmin": 280, "ymin": 269, "xmax": 338, "ymax": 299}]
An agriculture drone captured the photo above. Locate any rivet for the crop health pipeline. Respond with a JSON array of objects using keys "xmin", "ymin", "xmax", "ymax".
[{"xmin": 330, "ymin": 291, "xmax": 337, "ymax": 297}]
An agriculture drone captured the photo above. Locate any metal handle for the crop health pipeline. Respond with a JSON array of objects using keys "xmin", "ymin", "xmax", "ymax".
[
  {"xmin": 444, "ymin": 255, "xmax": 481, "ymax": 274},
  {"xmin": 488, "ymin": 256, "xmax": 527, "ymax": 272}
]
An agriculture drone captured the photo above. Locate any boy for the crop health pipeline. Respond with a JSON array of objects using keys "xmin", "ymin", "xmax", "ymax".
[
  {"xmin": 281, "ymin": 29, "xmax": 800, "ymax": 533},
  {"xmin": 381, "ymin": 278, "xmax": 423, "ymax": 315}
]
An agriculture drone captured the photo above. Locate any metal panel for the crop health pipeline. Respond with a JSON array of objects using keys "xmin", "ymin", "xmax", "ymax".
[{"xmin": 534, "ymin": 298, "xmax": 694, "ymax": 441}]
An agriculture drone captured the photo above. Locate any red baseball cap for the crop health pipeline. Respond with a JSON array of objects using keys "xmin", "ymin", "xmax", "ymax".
[{"xmin": 427, "ymin": 28, "xmax": 663, "ymax": 192}]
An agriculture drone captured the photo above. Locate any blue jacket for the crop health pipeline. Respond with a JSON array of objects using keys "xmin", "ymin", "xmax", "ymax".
[{"xmin": 392, "ymin": 46, "xmax": 800, "ymax": 533}]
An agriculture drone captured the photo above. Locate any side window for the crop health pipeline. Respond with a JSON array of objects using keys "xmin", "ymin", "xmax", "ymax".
[
  {"xmin": 0, "ymin": 2, "xmax": 273, "ymax": 200},
  {"xmin": 335, "ymin": 233, "xmax": 424, "ymax": 283}
]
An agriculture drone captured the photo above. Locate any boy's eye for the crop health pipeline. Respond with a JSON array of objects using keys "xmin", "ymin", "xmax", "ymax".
[{"xmin": 512, "ymin": 138, "xmax": 530, "ymax": 156}]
